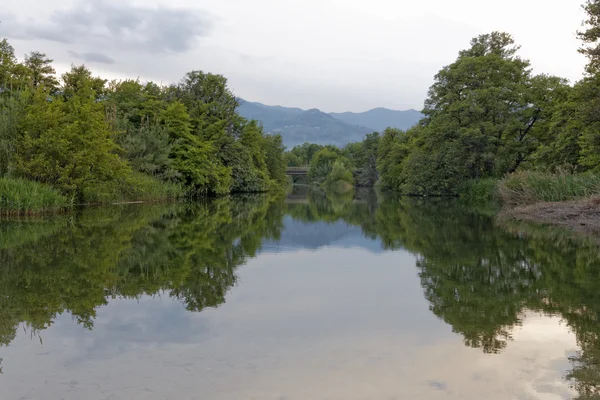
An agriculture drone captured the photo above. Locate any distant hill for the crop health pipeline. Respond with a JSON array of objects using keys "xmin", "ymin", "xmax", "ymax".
[
  {"xmin": 237, "ymin": 100, "xmax": 422, "ymax": 148},
  {"xmin": 330, "ymin": 108, "xmax": 423, "ymax": 133}
]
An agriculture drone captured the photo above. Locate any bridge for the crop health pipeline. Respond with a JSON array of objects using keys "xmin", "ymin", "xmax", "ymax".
[
  {"xmin": 286, "ymin": 167, "xmax": 309, "ymax": 176},
  {"xmin": 286, "ymin": 167, "xmax": 363, "ymax": 176}
]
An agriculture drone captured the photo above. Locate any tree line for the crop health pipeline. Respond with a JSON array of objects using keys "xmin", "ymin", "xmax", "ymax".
[
  {"xmin": 288, "ymin": 1, "xmax": 600, "ymax": 195},
  {"xmin": 0, "ymin": 40, "xmax": 287, "ymax": 204}
]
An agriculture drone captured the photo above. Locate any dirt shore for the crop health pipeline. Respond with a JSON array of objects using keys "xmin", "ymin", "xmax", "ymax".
[{"xmin": 501, "ymin": 196, "xmax": 600, "ymax": 234}]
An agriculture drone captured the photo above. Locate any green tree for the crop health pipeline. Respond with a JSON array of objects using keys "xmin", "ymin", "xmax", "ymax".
[
  {"xmin": 324, "ymin": 160, "xmax": 354, "ymax": 188},
  {"xmin": 377, "ymin": 127, "xmax": 414, "ymax": 190},
  {"xmin": 578, "ymin": 0, "xmax": 600, "ymax": 74},
  {"xmin": 230, "ymin": 121, "xmax": 270, "ymax": 192},
  {"xmin": 575, "ymin": 1, "xmax": 600, "ymax": 172},
  {"xmin": 264, "ymin": 133, "xmax": 288, "ymax": 186},
  {"xmin": 0, "ymin": 39, "xmax": 17, "ymax": 90},
  {"xmin": 384, "ymin": 32, "xmax": 564, "ymax": 194},
  {"xmin": 308, "ymin": 147, "xmax": 349, "ymax": 185},
  {"xmin": 13, "ymin": 66, "xmax": 132, "ymax": 200},
  {"xmin": 162, "ymin": 101, "xmax": 231, "ymax": 195},
  {"xmin": 23, "ymin": 51, "xmax": 58, "ymax": 91}
]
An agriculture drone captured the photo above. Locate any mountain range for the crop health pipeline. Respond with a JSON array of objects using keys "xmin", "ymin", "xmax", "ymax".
[{"xmin": 237, "ymin": 100, "xmax": 423, "ymax": 148}]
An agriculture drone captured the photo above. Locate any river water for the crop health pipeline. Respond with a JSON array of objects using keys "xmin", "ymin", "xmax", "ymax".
[{"xmin": 0, "ymin": 187, "xmax": 598, "ymax": 399}]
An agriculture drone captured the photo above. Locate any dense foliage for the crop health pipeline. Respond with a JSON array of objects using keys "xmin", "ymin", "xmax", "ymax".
[{"xmin": 0, "ymin": 39, "xmax": 287, "ymax": 208}]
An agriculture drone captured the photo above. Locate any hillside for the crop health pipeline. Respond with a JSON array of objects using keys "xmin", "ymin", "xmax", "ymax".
[
  {"xmin": 237, "ymin": 100, "xmax": 422, "ymax": 148},
  {"xmin": 330, "ymin": 108, "xmax": 423, "ymax": 132}
]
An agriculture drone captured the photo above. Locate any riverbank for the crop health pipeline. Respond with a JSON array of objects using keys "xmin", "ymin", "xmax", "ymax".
[
  {"xmin": 501, "ymin": 196, "xmax": 600, "ymax": 234},
  {"xmin": 0, "ymin": 175, "xmax": 184, "ymax": 216},
  {"xmin": 481, "ymin": 171, "xmax": 600, "ymax": 234}
]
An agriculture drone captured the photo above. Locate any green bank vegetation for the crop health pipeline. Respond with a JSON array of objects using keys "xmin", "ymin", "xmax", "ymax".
[
  {"xmin": 287, "ymin": 1, "xmax": 600, "ymax": 208},
  {"xmin": 0, "ymin": 178, "xmax": 70, "ymax": 215},
  {"xmin": 0, "ymin": 40, "xmax": 287, "ymax": 214}
]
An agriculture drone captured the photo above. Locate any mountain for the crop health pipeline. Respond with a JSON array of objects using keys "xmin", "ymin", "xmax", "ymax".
[
  {"xmin": 237, "ymin": 100, "xmax": 422, "ymax": 148},
  {"xmin": 330, "ymin": 108, "xmax": 423, "ymax": 133},
  {"xmin": 238, "ymin": 100, "xmax": 371, "ymax": 148}
]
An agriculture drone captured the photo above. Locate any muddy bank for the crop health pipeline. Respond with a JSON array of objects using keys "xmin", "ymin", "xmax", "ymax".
[{"xmin": 501, "ymin": 197, "xmax": 600, "ymax": 234}]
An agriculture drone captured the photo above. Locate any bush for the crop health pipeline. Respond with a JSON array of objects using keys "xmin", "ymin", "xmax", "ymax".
[
  {"xmin": 81, "ymin": 172, "xmax": 184, "ymax": 204},
  {"xmin": 324, "ymin": 161, "xmax": 355, "ymax": 188},
  {"xmin": 499, "ymin": 171, "xmax": 600, "ymax": 206},
  {"xmin": 460, "ymin": 178, "xmax": 500, "ymax": 204},
  {"xmin": 0, "ymin": 177, "xmax": 71, "ymax": 214}
]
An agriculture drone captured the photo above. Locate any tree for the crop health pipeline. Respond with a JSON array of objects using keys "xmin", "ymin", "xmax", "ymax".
[
  {"xmin": 229, "ymin": 120, "xmax": 270, "ymax": 192},
  {"xmin": 377, "ymin": 127, "xmax": 414, "ymax": 190},
  {"xmin": 353, "ymin": 132, "xmax": 380, "ymax": 186},
  {"xmin": 308, "ymin": 147, "xmax": 349, "ymax": 185},
  {"xmin": 24, "ymin": 51, "xmax": 58, "ymax": 91},
  {"xmin": 264, "ymin": 133, "xmax": 288, "ymax": 186},
  {"xmin": 324, "ymin": 160, "xmax": 354, "ymax": 188},
  {"xmin": 576, "ymin": 2, "xmax": 600, "ymax": 172},
  {"xmin": 162, "ymin": 101, "xmax": 231, "ymax": 195},
  {"xmin": 13, "ymin": 66, "xmax": 131, "ymax": 200},
  {"xmin": 0, "ymin": 39, "xmax": 17, "ymax": 90},
  {"xmin": 385, "ymin": 32, "xmax": 563, "ymax": 194},
  {"xmin": 578, "ymin": 0, "xmax": 600, "ymax": 74}
]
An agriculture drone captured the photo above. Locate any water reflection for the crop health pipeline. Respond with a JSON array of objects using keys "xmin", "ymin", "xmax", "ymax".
[{"xmin": 1, "ymin": 188, "xmax": 600, "ymax": 398}]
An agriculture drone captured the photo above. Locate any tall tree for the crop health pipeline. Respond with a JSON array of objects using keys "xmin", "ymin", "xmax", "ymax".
[
  {"xmin": 24, "ymin": 51, "xmax": 58, "ymax": 91},
  {"xmin": 13, "ymin": 66, "xmax": 131, "ymax": 199},
  {"xmin": 578, "ymin": 0, "xmax": 600, "ymax": 74},
  {"xmin": 384, "ymin": 32, "xmax": 563, "ymax": 194},
  {"xmin": 0, "ymin": 39, "xmax": 17, "ymax": 90}
]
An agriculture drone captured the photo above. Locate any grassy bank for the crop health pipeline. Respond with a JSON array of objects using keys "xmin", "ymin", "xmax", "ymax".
[
  {"xmin": 498, "ymin": 171, "xmax": 600, "ymax": 206},
  {"xmin": 0, "ymin": 178, "xmax": 72, "ymax": 215},
  {"xmin": 460, "ymin": 171, "xmax": 600, "ymax": 234},
  {"xmin": 461, "ymin": 172, "xmax": 600, "ymax": 206},
  {"xmin": 0, "ymin": 175, "xmax": 185, "ymax": 215}
]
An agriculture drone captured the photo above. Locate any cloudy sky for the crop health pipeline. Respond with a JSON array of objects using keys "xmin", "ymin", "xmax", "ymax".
[{"xmin": 0, "ymin": 0, "xmax": 588, "ymax": 112}]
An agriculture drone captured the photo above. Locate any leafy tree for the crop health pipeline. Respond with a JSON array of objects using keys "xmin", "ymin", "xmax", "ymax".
[
  {"xmin": 23, "ymin": 51, "xmax": 58, "ymax": 91},
  {"xmin": 264, "ymin": 133, "xmax": 288, "ymax": 185},
  {"xmin": 343, "ymin": 132, "xmax": 380, "ymax": 186},
  {"xmin": 377, "ymin": 127, "xmax": 414, "ymax": 190},
  {"xmin": 286, "ymin": 142, "xmax": 325, "ymax": 166},
  {"xmin": 381, "ymin": 32, "xmax": 565, "ymax": 194},
  {"xmin": 0, "ymin": 39, "xmax": 17, "ymax": 90},
  {"xmin": 230, "ymin": 121, "xmax": 270, "ymax": 192},
  {"xmin": 324, "ymin": 160, "xmax": 354, "ymax": 188},
  {"xmin": 308, "ymin": 147, "xmax": 349, "ymax": 185},
  {"xmin": 162, "ymin": 101, "xmax": 231, "ymax": 195},
  {"xmin": 0, "ymin": 92, "xmax": 27, "ymax": 176},
  {"xmin": 13, "ymin": 66, "xmax": 132, "ymax": 200},
  {"xmin": 578, "ymin": 0, "xmax": 600, "ymax": 74}
]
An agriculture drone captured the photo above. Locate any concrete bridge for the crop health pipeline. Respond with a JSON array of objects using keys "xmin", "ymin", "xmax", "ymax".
[
  {"xmin": 286, "ymin": 167, "xmax": 309, "ymax": 176},
  {"xmin": 286, "ymin": 167, "xmax": 363, "ymax": 176}
]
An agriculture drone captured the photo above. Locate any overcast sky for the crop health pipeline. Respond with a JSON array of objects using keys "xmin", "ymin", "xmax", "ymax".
[{"xmin": 0, "ymin": 0, "xmax": 589, "ymax": 112}]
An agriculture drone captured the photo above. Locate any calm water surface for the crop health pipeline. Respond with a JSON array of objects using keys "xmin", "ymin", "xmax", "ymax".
[{"xmin": 1, "ymin": 188, "xmax": 599, "ymax": 399}]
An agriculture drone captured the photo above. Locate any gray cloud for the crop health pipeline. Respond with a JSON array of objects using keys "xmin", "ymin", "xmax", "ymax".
[
  {"xmin": 1, "ymin": 0, "xmax": 213, "ymax": 54},
  {"xmin": 68, "ymin": 50, "xmax": 116, "ymax": 65}
]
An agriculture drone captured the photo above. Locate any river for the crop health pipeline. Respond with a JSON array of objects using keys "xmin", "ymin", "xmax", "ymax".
[{"xmin": 0, "ymin": 187, "xmax": 598, "ymax": 399}]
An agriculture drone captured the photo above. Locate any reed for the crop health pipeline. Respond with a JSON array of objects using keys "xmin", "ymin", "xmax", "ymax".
[{"xmin": 0, "ymin": 178, "xmax": 72, "ymax": 215}]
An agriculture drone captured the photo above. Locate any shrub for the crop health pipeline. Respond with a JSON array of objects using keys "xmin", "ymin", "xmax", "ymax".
[
  {"xmin": 324, "ymin": 160, "xmax": 355, "ymax": 188},
  {"xmin": 460, "ymin": 178, "xmax": 500, "ymax": 204}
]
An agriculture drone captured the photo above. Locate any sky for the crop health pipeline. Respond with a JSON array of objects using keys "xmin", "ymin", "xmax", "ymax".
[{"xmin": 0, "ymin": 0, "xmax": 589, "ymax": 112}]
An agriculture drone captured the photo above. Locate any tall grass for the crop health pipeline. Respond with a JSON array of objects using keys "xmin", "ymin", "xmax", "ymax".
[
  {"xmin": 0, "ymin": 178, "xmax": 72, "ymax": 215},
  {"xmin": 499, "ymin": 171, "xmax": 600, "ymax": 206}
]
